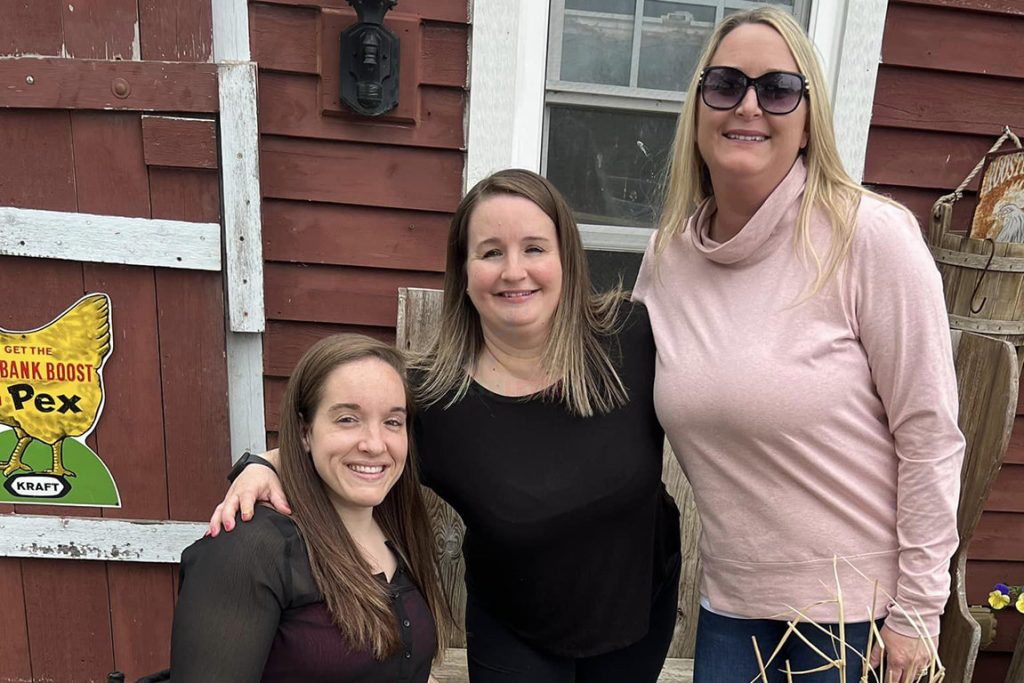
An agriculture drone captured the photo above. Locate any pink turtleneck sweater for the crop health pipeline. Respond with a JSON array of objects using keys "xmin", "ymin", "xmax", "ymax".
[{"xmin": 633, "ymin": 159, "xmax": 964, "ymax": 637}]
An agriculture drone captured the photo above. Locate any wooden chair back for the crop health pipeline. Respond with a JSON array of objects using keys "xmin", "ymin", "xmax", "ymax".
[
  {"xmin": 940, "ymin": 331, "xmax": 1020, "ymax": 683},
  {"xmin": 397, "ymin": 287, "xmax": 704, "ymax": 655}
]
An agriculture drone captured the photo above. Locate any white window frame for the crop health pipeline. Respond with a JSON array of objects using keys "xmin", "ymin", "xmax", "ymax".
[{"xmin": 466, "ymin": 0, "xmax": 888, "ymax": 253}]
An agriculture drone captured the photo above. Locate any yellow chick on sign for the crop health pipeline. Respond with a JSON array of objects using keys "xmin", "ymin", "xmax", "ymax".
[{"xmin": 0, "ymin": 294, "xmax": 112, "ymax": 478}]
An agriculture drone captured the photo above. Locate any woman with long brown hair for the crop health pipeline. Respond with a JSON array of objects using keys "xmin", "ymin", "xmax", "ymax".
[
  {"xmin": 170, "ymin": 334, "xmax": 448, "ymax": 682},
  {"xmin": 209, "ymin": 169, "xmax": 683, "ymax": 683}
]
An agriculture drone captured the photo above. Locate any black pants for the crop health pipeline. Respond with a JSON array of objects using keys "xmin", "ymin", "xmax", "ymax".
[{"xmin": 465, "ymin": 556, "xmax": 681, "ymax": 683}]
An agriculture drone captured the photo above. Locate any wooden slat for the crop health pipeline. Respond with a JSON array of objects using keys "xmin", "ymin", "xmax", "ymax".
[
  {"xmin": 0, "ymin": 256, "xmax": 88, "ymax": 517},
  {"xmin": 969, "ymin": 512, "xmax": 1024, "ymax": 561},
  {"xmin": 60, "ymin": 0, "xmax": 139, "ymax": 60},
  {"xmin": 432, "ymin": 647, "xmax": 694, "ymax": 682},
  {"xmin": 249, "ymin": 2, "xmax": 319, "ymax": 75},
  {"xmin": 864, "ymin": 127, "xmax": 1004, "ymax": 190},
  {"xmin": 872, "ymin": 66, "xmax": 1024, "ymax": 136},
  {"xmin": 142, "ymin": 116, "xmax": 218, "ymax": 170},
  {"xmin": 264, "ymin": 262, "xmax": 443, "ymax": 327},
  {"xmin": 0, "ymin": 0, "xmax": 64, "ymax": 56},
  {"xmin": 250, "ymin": 3, "xmax": 467, "ymax": 87},
  {"xmin": 72, "ymin": 111, "xmax": 150, "ymax": 218},
  {"xmin": 260, "ymin": 136, "xmax": 464, "ymax": 213},
  {"xmin": 264, "ymin": 376, "xmax": 288, "ymax": 432},
  {"xmin": 1007, "ymin": 418, "xmax": 1024, "ymax": 465},
  {"xmin": 986, "ymin": 464, "xmax": 1024, "ymax": 513},
  {"xmin": 868, "ymin": 185, "xmax": 978, "ymax": 233},
  {"xmin": 149, "ymin": 169, "xmax": 232, "ymax": 523},
  {"xmin": 0, "ymin": 58, "xmax": 220, "ymax": 112},
  {"xmin": 421, "ymin": 22, "xmax": 469, "ymax": 88},
  {"xmin": 252, "ymin": 0, "xmax": 469, "ymax": 25},
  {"xmin": 264, "ymin": 320, "xmax": 394, "ymax": 377},
  {"xmin": 23, "ymin": 558, "xmax": 113, "ymax": 680},
  {"xmin": 0, "ymin": 559, "xmax": 31, "ymax": 681},
  {"xmin": 0, "ymin": 110, "xmax": 77, "ymax": 212},
  {"xmin": 882, "ymin": 3, "xmax": 1024, "ymax": 79},
  {"xmin": 258, "ymin": 73, "xmax": 464, "ymax": 149},
  {"xmin": 108, "ymin": 563, "xmax": 174, "ymax": 678},
  {"xmin": 139, "ymin": 0, "xmax": 214, "ymax": 62},
  {"xmin": 894, "ymin": 0, "xmax": 1024, "ymax": 16},
  {"xmin": 83, "ymin": 264, "xmax": 168, "ymax": 520},
  {"xmin": 973, "ymin": 653, "xmax": 1012, "ymax": 683},
  {"xmin": 263, "ymin": 200, "xmax": 448, "ymax": 271}
]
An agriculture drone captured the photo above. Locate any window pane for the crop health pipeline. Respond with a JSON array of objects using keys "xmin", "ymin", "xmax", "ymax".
[
  {"xmin": 559, "ymin": 2, "xmax": 636, "ymax": 86},
  {"xmin": 637, "ymin": 3, "xmax": 717, "ymax": 91},
  {"xmin": 586, "ymin": 250, "xmax": 643, "ymax": 291},
  {"xmin": 547, "ymin": 106, "xmax": 676, "ymax": 228}
]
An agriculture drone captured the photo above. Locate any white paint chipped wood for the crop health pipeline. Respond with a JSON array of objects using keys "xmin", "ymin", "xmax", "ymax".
[
  {"xmin": 217, "ymin": 61, "xmax": 264, "ymax": 333},
  {"xmin": 227, "ymin": 331, "xmax": 267, "ymax": 459},
  {"xmin": 0, "ymin": 207, "xmax": 221, "ymax": 270},
  {"xmin": 0, "ymin": 514, "xmax": 206, "ymax": 563}
]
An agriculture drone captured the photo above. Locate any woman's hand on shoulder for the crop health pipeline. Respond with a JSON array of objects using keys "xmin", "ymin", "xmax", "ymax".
[{"xmin": 208, "ymin": 449, "xmax": 291, "ymax": 537}]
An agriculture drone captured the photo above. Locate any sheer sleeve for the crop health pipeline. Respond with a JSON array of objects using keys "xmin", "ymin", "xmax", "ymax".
[{"xmin": 170, "ymin": 508, "xmax": 292, "ymax": 682}]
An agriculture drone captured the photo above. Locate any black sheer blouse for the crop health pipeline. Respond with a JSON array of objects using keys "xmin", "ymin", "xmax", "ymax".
[{"xmin": 170, "ymin": 506, "xmax": 436, "ymax": 682}]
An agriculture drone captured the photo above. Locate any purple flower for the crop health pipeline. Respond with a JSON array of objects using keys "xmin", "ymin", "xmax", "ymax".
[{"xmin": 996, "ymin": 583, "xmax": 1010, "ymax": 594}]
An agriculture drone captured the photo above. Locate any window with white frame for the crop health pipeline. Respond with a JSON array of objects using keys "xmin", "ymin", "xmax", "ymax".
[{"xmin": 541, "ymin": 0, "xmax": 811, "ymax": 289}]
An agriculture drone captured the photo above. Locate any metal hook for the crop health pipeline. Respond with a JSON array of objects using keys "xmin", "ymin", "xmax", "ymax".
[{"xmin": 969, "ymin": 238, "xmax": 996, "ymax": 314}]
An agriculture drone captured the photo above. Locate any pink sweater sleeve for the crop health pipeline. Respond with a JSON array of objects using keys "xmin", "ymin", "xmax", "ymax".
[{"xmin": 851, "ymin": 201, "xmax": 965, "ymax": 637}]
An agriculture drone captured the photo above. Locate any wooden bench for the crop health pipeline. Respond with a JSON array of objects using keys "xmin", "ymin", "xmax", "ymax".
[{"xmin": 398, "ymin": 288, "xmax": 1020, "ymax": 683}]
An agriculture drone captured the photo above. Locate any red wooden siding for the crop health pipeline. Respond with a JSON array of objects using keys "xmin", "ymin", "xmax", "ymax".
[
  {"xmin": 250, "ymin": 0, "xmax": 467, "ymax": 444},
  {"xmin": 866, "ymin": 1, "xmax": 1024, "ymax": 678},
  {"xmin": 0, "ymin": 1, "xmax": 222, "ymax": 680}
]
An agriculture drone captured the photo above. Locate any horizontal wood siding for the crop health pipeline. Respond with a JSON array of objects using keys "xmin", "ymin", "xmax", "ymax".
[
  {"xmin": 867, "ymin": 1, "xmax": 1024, "ymax": 676},
  {"xmin": 251, "ymin": 0, "xmax": 466, "ymax": 442},
  {"xmin": 0, "ymin": 2, "xmax": 218, "ymax": 680}
]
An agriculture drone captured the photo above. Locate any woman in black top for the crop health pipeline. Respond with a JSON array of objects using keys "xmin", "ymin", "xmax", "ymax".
[
  {"xmin": 171, "ymin": 335, "xmax": 449, "ymax": 682},
  {"xmin": 210, "ymin": 170, "xmax": 682, "ymax": 682}
]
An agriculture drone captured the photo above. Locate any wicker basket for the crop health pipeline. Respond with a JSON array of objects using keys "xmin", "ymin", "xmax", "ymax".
[{"xmin": 927, "ymin": 128, "xmax": 1024, "ymax": 362}]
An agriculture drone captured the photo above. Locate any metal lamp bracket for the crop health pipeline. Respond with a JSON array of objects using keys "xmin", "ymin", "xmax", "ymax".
[{"xmin": 340, "ymin": 0, "xmax": 400, "ymax": 116}]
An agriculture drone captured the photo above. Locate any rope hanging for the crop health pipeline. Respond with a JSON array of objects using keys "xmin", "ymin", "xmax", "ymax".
[{"xmin": 938, "ymin": 125, "xmax": 1022, "ymax": 205}]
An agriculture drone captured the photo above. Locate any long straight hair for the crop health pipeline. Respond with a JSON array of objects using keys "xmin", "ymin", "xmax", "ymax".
[
  {"xmin": 278, "ymin": 333, "xmax": 449, "ymax": 659},
  {"xmin": 657, "ymin": 7, "xmax": 900, "ymax": 293},
  {"xmin": 414, "ymin": 169, "xmax": 629, "ymax": 417}
]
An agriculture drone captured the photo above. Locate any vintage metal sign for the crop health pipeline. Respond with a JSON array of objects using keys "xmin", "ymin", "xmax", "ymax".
[{"xmin": 0, "ymin": 294, "xmax": 120, "ymax": 507}]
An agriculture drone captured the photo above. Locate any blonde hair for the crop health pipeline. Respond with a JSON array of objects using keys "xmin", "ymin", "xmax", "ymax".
[
  {"xmin": 414, "ymin": 169, "xmax": 629, "ymax": 418},
  {"xmin": 657, "ymin": 6, "xmax": 891, "ymax": 293}
]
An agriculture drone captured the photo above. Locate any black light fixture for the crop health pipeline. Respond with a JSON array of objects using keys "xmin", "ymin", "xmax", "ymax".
[{"xmin": 340, "ymin": 0, "xmax": 400, "ymax": 117}]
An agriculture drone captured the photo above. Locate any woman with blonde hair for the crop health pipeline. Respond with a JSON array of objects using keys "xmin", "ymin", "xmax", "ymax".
[
  {"xmin": 209, "ymin": 169, "xmax": 682, "ymax": 682},
  {"xmin": 633, "ymin": 7, "xmax": 964, "ymax": 683},
  {"xmin": 170, "ymin": 334, "xmax": 449, "ymax": 681}
]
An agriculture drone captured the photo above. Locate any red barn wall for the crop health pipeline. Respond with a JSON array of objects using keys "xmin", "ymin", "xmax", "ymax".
[
  {"xmin": 247, "ymin": 0, "xmax": 468, "ymax": 444},
  {"xmin": 864, "ymin": 1, "xmax": 1024, "ymax": 679}
]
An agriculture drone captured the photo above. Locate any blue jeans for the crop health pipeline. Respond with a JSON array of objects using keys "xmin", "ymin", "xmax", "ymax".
[{"xmin": 694, "ymin": 606, "xmax": 883, "ymax": 683}]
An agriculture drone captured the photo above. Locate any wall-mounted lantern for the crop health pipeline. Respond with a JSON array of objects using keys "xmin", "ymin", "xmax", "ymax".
[{"xmin": 340, "ymin": 0, "xmax": 400, "ymax": 117}]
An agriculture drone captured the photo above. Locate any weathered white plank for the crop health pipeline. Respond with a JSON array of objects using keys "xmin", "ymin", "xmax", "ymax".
[
  {"xmin": 0, "ymin": 514, "xmax": 206, "ymax": 563},
  {"xmin": 465, "ymin": 0, "xmax": 548, "ymax": 189},
  {"xmin": 218, "ymin": 61, "xmax": 265, "ymax": 333},
  {"xmin": 810, "ymin": 0, "xmax": 888, "ymax": 182},
  {"xmin": 212, "ymin": 0, "xmax": 251, "ymax": 62},
  {"xmin": 227, "ymin": 331, "xmax": 267, "ymax": 459},
  {"xmin": 0, "ymin": 207, "xmax": 220, "ymax": 271}
]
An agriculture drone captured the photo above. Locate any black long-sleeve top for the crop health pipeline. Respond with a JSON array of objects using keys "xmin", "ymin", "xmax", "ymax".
[
  {"xmin": 415, "ymin": 302, "xmax": 681, "ymax": 657},
  {"xmin": 170, "ymin": 506, "xmax": 436, "ymax": 682}
]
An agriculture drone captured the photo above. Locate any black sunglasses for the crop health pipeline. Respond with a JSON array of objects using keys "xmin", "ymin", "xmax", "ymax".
[{"xmin": 698, "ymin": 66, "xmax": 809, "ymax": 115}]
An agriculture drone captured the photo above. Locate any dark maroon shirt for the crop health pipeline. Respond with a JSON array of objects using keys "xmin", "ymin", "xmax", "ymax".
[{"xmin": 170, "ymin": 507, "xmax": 436, "ymax": 682}]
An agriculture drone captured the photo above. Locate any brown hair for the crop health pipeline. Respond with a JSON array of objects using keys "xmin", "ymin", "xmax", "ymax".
[
  {"xmin": 278, "ymin": 333, "xmax": 449, "ymax": 659},
  {"xmin": 414, "ymin": 168, "xmax": 629, "ymax": 417}
]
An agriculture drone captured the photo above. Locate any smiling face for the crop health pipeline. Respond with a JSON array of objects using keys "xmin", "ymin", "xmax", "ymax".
[
  {"xmin": 465, "ymin": 194, "xmax": 563, "ymax": 343},
  {"xmin": 303, "ymin": 357, "xmax": 408, "ymax": 518},
  {"xmin": 697, "ymin": 23, "xmax": 809, "ymax": 198}
]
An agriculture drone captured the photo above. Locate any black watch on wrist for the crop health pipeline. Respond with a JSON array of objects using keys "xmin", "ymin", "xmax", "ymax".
[{"xmin": 227, "ymin": 451, "xmax": 278, "ymax": 483}]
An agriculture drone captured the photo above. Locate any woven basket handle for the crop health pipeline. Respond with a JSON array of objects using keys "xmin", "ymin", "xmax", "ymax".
[{"xmin": 930, "ymin": 126, "xmax": 1022, "ymax": 245}]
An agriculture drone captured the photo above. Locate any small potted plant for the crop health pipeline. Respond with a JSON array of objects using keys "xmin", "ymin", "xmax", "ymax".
[{"xmin": 988, "ymin": 583, "xmax": 1024, "ymax": 613}]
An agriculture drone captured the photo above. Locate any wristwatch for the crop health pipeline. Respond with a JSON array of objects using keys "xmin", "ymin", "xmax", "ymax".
[{"xmin": 227, "ymin": 451, "xmax": 278, "ymax": 483}]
